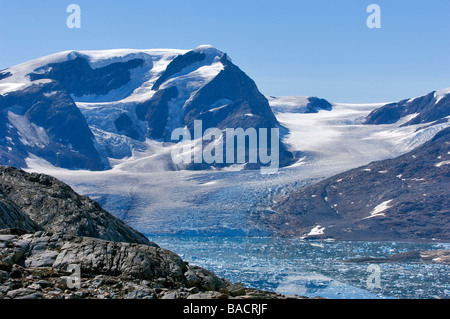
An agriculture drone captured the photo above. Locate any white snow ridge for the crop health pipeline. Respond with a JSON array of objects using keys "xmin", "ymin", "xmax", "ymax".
[{"xmin": 304, "ymin": 225, "xmax": 326, "ymax": 238}]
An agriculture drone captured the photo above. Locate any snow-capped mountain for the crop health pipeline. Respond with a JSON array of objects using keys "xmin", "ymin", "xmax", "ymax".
[{"xmin": 0, "ymin": 45, "xmax": 293, "ymax": 171}]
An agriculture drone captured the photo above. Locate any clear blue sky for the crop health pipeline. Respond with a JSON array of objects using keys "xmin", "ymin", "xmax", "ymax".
[{"xmin": 0, "ymin": 0, "xmax": 449, "ymax": 103}]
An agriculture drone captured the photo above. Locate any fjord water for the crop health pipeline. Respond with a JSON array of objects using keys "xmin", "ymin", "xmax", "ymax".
[{"xmin": 150, "ymin": 236, "xmax": 450, "ymax": 299}]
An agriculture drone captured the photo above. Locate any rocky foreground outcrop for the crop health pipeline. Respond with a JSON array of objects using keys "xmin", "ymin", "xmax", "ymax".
[
  {"xmin": 0, "ymin": 166, "xmax": 151, "ymax": 245},
  {"xmin": 0, "ymin": 230, "xmax": 295, "ymax": 299}
]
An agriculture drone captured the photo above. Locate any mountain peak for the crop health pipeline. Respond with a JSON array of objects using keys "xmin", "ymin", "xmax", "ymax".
[
  {"xmin": 193, "ymin": 44, "xmax": 216, "ymax": 51},
  {"xmin": 0, "ymin": 46, "xmax": 293, "ymax": 172}
]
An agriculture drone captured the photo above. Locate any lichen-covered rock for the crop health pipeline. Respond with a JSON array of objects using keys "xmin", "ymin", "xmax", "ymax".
[
  {"xmin": 185, "ymin": 265, "xmax": 226, "ymax": 291},
  {"xmin": 228, "ymin": 282, "xmax": 246, "ymax": 297},
  {"xmin": 5, "ymin": 288, "xmax": 43, "ymax": 299},
  {"xmin": 0, "ymin": 166, "xmax": 152, "ymax": 245},
  {"xmin": 0, "ymin": 190, "xmax": 41, "ymax": 232},
  {"xmin": 127, "ymin": 288, "xmax": 155, "ymax": 299}
]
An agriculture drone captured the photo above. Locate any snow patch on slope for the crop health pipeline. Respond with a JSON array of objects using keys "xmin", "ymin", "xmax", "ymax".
[
  {"xmin": 303, "ymin": 225, "xmax": 326, "ymax": 238},
  {"xmin": 435, "ymin": 160, "xmax": 450, "ymax": 168},
  {"xmin": 364, "ymin": 200, "xmax": 393, "ymax": 219},
  {"xmin": 7, "ymin": 111, "xmax": 49, "ymax": 148},
  {"xmin": 434, "ymin": 87, "xmax": 450, "ymax": 104}
]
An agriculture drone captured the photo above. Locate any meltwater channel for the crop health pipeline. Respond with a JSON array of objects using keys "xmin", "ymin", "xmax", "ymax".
[{"xmin": 149, "ymin": 236, "xmax": 450, "ymax": 299}]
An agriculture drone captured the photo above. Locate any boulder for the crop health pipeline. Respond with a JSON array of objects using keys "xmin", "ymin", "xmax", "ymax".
[
  {"xmin": 5, "ymin": 288, "xmax": 43, "ymax": 299},
  {"xmin": 228, "ymin": 282, "xmax": 246, "ymax": 297}
]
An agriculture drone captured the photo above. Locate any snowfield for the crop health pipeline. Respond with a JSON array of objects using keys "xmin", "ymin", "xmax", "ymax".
[{"xmin": 0, "ymin": 48, "xmax": 186, "ymax": 96}]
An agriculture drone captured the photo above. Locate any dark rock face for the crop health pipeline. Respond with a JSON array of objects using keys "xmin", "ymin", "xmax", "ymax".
[
  {"xmin": 182, "ymin": 55, "xmax": 294, "ymax": 169},
  {"xmin": 365, "ymin": 91, "xmax": 450, "ymax": 126},
  {"xmin": 184, "ymin": 55, "xmax": 279, "ymax": 132},
  {"xmin": 29, "ymin": 57, "xmax": 144, "ymax": 97},
  {"xmin": 114, "ymin": 113, "xmax": 141, "ymax": 141},
  {"xmin": 258, "ymin": 128, "xmax": 450, "ymax": 241},
  {"xmin": 306, "ymin": 97, "xmax": 332, "ymax": 113},
  {"xmin": 0, "ymin": 81, "xmax": 105, "ymax": 171},
  {"xmin": 136, "ymin": 86, "xmax": 179, "ymax": 139},
  {"xmin": 0, "ymin": 190, "xmax": 41, "ymax": 232},
  {"xmin": 0, "ymin": 105, "xmax": 28, "ymax": 168},
  {"xmin": 0, "ymin": 71, "xmax": 11, "ymax": 81},
  {"xmin": 0, "ymin": 166, "xmax": 151, "ymax": 245}
]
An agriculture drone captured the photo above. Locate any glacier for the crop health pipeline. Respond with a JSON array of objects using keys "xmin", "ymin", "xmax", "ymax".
[
  {"xmin": 24, "ymin": 97, "xmax": 449, "ymax": 236},
  {"xmin": 2, "ymin": 45, "xmax": 447, "ymax": 237}
]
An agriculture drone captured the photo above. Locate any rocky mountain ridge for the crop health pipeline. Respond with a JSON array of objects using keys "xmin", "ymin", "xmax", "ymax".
[
  {"xmin": 365, "ymin": 88, "xmax": 450, "ymax": 126},
  {"xmin": 255, "ymin": 127, "xmax": 450, "ymax": 241}
]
